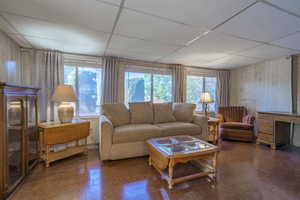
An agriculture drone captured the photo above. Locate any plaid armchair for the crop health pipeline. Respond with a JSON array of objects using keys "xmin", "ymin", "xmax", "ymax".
[{"xmin": 216, "ymin": 106, "xmax": 255, "ymax": 142}]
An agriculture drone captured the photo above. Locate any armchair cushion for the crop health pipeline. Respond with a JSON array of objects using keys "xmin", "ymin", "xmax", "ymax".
[
  {"xmin": 221, "ymin": 122, "xmax": 253, "ymax": 130},
  {"xmin": 173, "ymin": 103, "xmax": 196, "ymax": 123},
  {"xmin": 102, "ymin": 103, "xmax": 130, "ymax": 127},
  {"xmin": 153, "ymin": 103, "xmax": 176, "ymax": 124},
  {"xmin": 129, "ymin": 102, "xmax": 154, "ymax": 124}
]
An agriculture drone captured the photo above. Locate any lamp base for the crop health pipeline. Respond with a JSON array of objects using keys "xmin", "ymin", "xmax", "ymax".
[
  {"xmin": 58, "ymin": 102, "xmax": 74, "ymax": 123},
  {"xmin": 204, "ymin": 103, "xmax": 209, "ymax": 116}
]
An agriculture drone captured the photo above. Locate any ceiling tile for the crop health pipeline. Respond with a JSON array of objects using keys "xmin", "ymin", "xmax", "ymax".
[
  {"xmin": 3, "ymin": 14, "xmax": 109, "ymax": 52},
  {"xmin": 217, "ymin": 2, "xmax": 300, "ymax": 42},
  {"xmin": 271, "ymin": 32, "xmax": 300, "ymax": 50},
  {"xmin": 109, "ymin": 35, "xmax": 180, "ymax": 57},
  {"xmin": 0, "ymin": 0, "xmax": 119, "ymax": 32},
  {"xmin": 124, "ymin": 0, "xmax": 256, "ymax": 29},
  {"xmin": 201, "ymin": 55, "xmax": 263, "ymax": 69},
  {"xmin": 106, "ymin": 48, "xmax": 160, "ymax": 62},
  {"xmin": 115, "ymin": 9, "xmax": 207, "ymax": 46},
  {"xmin": 158, "ymin": 31, "xmax": 260, "ymax": 64},
  {"xmin": 25, "ymin": 35, "xmax": 105, "ymax": 55},
  {"xmin": 265, "ymin": 0, "xmax": 300, "ymax": 16},
  {"xmin": 236, "ymin": 44, "xmax": 298, "ymax": 59}
]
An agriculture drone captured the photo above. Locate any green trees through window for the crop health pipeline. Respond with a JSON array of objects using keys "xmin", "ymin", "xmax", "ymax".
[
  {"xmin": 124, "ymin": 72, "xmax": 172, "ymax": 105},
  {"xmin": 186, "ymin": 76, "xmax": 217, "ymax": 112},
  {"xmin": 64, "ymin": 65, "xmax": 102, "ymax": 116}
]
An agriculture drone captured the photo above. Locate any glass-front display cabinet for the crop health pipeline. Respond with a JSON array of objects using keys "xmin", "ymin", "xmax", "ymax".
[{"xmin": 0, "ymin": 83, "xmax": 39, "ymax": 200}]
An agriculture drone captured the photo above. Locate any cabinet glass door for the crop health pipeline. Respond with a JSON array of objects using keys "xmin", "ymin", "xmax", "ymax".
[
  {"xmin": 7, "ymin": 98, "xmax": 25, "ymax": 188},
  {"xmin": 26, "ymin": 96, "xmax": 39, "ymax": 169}
]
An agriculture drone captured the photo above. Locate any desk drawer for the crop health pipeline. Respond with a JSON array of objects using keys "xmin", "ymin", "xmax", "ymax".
[
  {"xmin": 257, "ymin": 119, "xmax": 273, "ymax": 134},
  {"xmin": 258, "ymin": 132, "xmax": 273, "ymax": 143}
]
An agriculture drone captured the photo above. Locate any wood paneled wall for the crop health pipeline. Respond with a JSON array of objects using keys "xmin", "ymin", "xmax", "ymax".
[
  {"xmin": 0, "ymin": 31, "xmax": 22, "ymax": 83},
  {"xmin": 230, "ymin": 57, "xmax": 292, "ymax": 115}
]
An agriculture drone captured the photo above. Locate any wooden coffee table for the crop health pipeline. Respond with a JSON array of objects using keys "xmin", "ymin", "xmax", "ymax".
[{"xmin": 147, "ymin": 136, "xmax": 219, "ymax": 189}]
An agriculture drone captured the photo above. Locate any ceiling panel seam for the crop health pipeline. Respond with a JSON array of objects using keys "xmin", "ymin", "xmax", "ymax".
[{"xmin": 104, "ymin": 0, "xmax": 126, "ymax": 55}]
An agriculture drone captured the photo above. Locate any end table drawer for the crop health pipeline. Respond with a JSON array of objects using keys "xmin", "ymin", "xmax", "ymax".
[
  {"xmin": 258, "ymin": 132, "xmax": 273, "ymax": 143},
  {"xmin": 257, "ymin": 119, "xmax": 273, "ymax": 134}
]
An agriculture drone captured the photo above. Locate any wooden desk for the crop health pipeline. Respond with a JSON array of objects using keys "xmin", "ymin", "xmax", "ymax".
[
  {"xmin": 256, "ymin": 112, "xmax": 298, "ymax": 150},
  {"xmin": 39, "ymin": 120, "xmax": 90, "ymax": 167},
  {"xmin": 208, "ymin": 117, "xmax": 220, "ymax": 145}
]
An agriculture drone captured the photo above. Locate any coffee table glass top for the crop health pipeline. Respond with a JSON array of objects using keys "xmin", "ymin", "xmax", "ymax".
[{"xmin": 148, "ymin": 136, "xmax": 217, "ymax": 156}]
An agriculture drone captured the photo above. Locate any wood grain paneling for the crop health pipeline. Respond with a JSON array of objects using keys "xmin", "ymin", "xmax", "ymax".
[
  {"xmin": 230, "ymin": 57, "xmax": 292, "ymax": 115},
  {"xmin": 0, "ymin": 31, "xmax": 21, "ymax": 83}
]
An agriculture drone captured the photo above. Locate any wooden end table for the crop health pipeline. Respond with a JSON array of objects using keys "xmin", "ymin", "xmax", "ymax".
[
  {"xmin": 147, "ymin": 136, "xmax": 219, "ymax": 189},
  {"xmin": 208, "ymin": 117, "xmax": 220, "ymax": 144},
  {"xmin": 39, "ymin": 119, "xmax": 90, "ymax": 167}
]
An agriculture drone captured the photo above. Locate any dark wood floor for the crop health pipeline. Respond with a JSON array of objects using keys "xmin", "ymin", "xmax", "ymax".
[{"xmin": 11, "ymin": 141, "xmax": 300, "ymax": 200}]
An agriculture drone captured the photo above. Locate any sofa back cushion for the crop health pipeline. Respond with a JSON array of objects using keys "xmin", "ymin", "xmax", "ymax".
[
  {"xmin": 153, "ymin": 103, "xmax": 176, "ymax": 124},
  {"xmin": 102, "ymin": 103, "xmax": 130, "ymax": 127},
  {"xmin": 129, "ymin": 102, "xmax": 154, "ymax": 124},
  {"xmin": 173, "ymin": 103, "xmax": 196, "ymax": 122}
]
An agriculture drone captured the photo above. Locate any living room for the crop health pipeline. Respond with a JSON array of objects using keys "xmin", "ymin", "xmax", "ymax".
[{"xmin": 0, "ymin": 0, "xmax": 300, "ymax": 200}]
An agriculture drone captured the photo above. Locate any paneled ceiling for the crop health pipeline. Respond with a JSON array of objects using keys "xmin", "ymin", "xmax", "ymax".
[{"xmin": 0, "ymin": 0, "xmax": 300, "ymax": 69}]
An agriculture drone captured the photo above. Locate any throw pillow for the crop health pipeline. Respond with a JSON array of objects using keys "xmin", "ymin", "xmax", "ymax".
[
  {"xmin": 102, "ymin": 103, "xmax": 130, "ymax": 127},
  {"xmin": 129, "ymin": 102, "xmax": 154, "ymax": 124},
  {"xmin": 173, "ymin": 103, "xmax": 196, "ymax": 122},
  {"xmin": 153, "ymin": 103, "xmax": 176, "ymax": 124}
]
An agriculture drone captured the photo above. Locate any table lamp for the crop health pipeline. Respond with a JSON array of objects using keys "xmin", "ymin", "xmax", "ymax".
[
  {"xmin": 200, "ymin": 92, "xmax": 213, "ymax": 116},
  {"xmin": 51, "ymin": 84, "xmax": 78, "ymax": 123}
]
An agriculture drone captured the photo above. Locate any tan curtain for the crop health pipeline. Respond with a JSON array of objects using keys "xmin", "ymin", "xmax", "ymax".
[
  {"xmin": 172, "ymin": 64, "xmax": 185, "ymax": 102},
  {"xmin": 102, "ymin": 56, "xmax": 119, "ymax": 104},
  {"xmin": 217, "ymin": 70, "xmax": 230, "ymax": 110},
  {"xmin": 21, "ymin": 50, "xmax": 63, "ymax": 121}
]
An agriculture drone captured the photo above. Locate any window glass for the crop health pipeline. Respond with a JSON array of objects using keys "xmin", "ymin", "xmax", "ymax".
[
  {"xmin": 153, "ymin": 74, "xmax": 172, "ymax": 103},
  {"xmin": 124, "ymin": 72, "xmax": 172, "ymax": 104},
  {"xmin": 64, "ymin": 66, "xmax": 102, "ymax": 116},
  {"xmin": 186, "ymin": 76, "xmax": 204, "ymax": 112},
  {"xmin": 186, "ymin": 75, "xmax": 217, "ymax": 112},
  {"xmin": 125, "ymin": 72, "xmax": 151, "ymax": 105},
  {"xmin": 205, "ymin": 77, "xmax": 217, "ymax": 113}
]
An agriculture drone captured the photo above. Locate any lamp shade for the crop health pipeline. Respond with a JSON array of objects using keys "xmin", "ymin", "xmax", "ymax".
[
  {"xmin": 51, "ymin": 84, "xmax": 77, "ymax": 102},
  {"xmin": 200, "ymin": 92, "xmax": 213, "ymax": 103}
]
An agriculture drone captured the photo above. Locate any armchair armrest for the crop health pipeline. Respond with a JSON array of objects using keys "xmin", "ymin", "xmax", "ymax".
[
  {"xmin": 100, "ymin": 115, "xmax": 114, "ymax": 161},
  {"xmin": 215, "ymin": 113, "xmax": 224, "ymax": 123},
  {"xmin": 193, "ymin": 114, "xmax": 208, "ymax": 141},
  {"xmin": 242, "ymin": 115, "xmax": 255, "ymax": 125}
]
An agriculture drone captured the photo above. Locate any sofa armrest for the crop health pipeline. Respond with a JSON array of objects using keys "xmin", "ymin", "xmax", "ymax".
[
  {"xmin": 215, "ymin": 113, "xmax": 224, "ymax": 122},
  {"xmin": 100, "ymin": 115, "xmax": 114, "ymax": 161},
  {"xmin": 193, "ymin": 114, "xmax": 208, "ymax": 141}
]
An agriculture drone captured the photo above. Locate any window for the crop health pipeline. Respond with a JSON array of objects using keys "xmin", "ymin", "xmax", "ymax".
[
  {"xmin": 124, "ymin": 72, "xmax": 172, "ymax": 104},
  {"xmin": 64, "ymin": 65, "xmax": 102, "ymax": 116},
  {"xmin": 186, "ymin": 76, "xmax": 217, "ymax": 112}
]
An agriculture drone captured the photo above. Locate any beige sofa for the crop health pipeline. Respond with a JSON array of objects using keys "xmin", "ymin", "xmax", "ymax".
[{"xmin": 100, "ymin": 102, "xmax": 208, "ymax": 161}]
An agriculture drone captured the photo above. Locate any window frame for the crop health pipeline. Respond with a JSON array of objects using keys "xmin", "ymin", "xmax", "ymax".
[
  {"xmin": 63, "ymin": 63, "xmax": 103, "ymax": 117},
  {"xmin": 186, "ymin": 73, "xmax": 217, "ymax": 113},
  {"xmin": 123, "ymin": 65, "xmax": 173, "ymax": 104}
]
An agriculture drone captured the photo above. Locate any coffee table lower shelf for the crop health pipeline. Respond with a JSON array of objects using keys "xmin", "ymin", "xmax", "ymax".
[{"xmin": 148, "ymin": 150, "xmax": 218, "ymax": 189}]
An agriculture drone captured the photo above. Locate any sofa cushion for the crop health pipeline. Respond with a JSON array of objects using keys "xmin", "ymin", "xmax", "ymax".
[
  {"xmin": 113, "ymin": 124, "xmax": 162, "ymax": 144},
  {"xmin": 173, "ymin": 103, "xmax": 196, "ymax": 122},
  {"xmin": 129, "ymin": 102, "xmax": 154, "ymax": 124},
  {"xmin": 153, "ymin": 103, "xmax": 176, "ymax": 124},
  {"xmin": 102, "ymin": 103, "xmax": 130, "ymax": 127},
  {"xmin": 220, "ymin": 122, "xmax": 253, "ymax": 130},
  {"xmin": 156, "ymin": 122, "xmax": 201, "ymax": 137}
]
